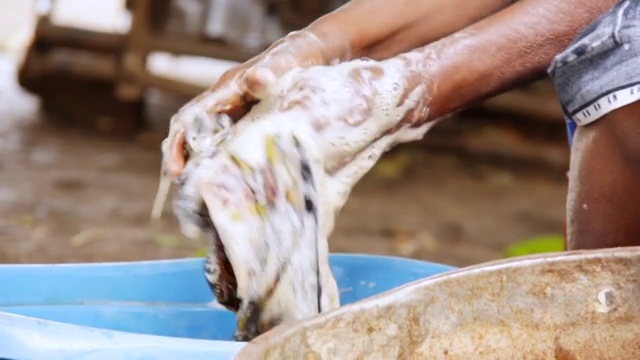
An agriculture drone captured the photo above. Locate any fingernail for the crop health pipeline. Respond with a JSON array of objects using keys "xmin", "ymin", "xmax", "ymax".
[{"xmin": 245, "ymin": 67, "xmax": 275, "ymax": 99}]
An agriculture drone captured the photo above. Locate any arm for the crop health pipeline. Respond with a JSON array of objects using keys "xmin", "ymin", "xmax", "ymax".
[
  {"xmin": 198, "ymin": 0, "xmax": 520, "ymax": 117},
  {"xmin": 307, "ymin": 0, "xmax": 517, "ymax": 59},
  {"xmin": 403, "ymin": 0, "xmax": 620, "ymax": 122}
]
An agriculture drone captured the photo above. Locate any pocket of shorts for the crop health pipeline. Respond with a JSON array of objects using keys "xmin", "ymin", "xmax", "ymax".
[
  {"xmin": 612, "ymin": 0, "xmax": 640, "ymax": 45},
  {"xmin": 548, "ymin": 27, "xmax": 619, "ymax": 78}
]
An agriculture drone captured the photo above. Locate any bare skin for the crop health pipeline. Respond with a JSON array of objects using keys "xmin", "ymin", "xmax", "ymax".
[
  {"xmin": 567, "ymin": 102, "xmax": 640, "ymax": 250},
  {"xmin": 202, "ymin": 0, "xmax": 519, "ymax": 119},
  {"xmin": 412, "ymin": 0, "xmax": 620, "ymax": 121},
  {"xmin": 396, "ymin": 0, "xmax": 631, "ymax": 251},
  {"xmin": 310, "ymin": 0, "xmax": 517, "ymax": 58},
  {"xmin": 168, "ymin": 0, "xmax": 627, "ymax": 252}
]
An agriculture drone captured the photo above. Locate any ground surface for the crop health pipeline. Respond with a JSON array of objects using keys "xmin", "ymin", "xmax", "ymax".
[{"xmin": 0, "ymin": 55, "xmax": 569, "ymax": 268}]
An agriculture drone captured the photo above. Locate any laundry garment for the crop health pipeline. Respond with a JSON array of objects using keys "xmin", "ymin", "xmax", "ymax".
[{"xmin": 159, "ymin": 56, "xmax": 434, "ymax": 341}]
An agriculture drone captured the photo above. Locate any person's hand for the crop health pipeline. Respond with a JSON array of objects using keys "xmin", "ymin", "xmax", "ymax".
[
  {"xmin": 208, "ymin": 29, "xmax": 353, "ymax": 119},
  {"xmin": 163, "ymin": 54, "xmax": 437, "ymax": 221},
  {"xmin": 165, "ymin": 55, "xmax": 437, "ymax": 340},
  {"xmin": 153, "ymin": 28, "xmax": 352, "ymax": 222},
  {"xmin": 161, "ymin": 28, "xmax": 352, "ymax": 180},
  {"xmin": 241, "ymin": 54, "xmax": 436, "ymax": 211}
]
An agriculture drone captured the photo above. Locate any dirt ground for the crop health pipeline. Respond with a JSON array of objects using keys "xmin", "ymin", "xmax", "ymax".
[{"xmin": 0, "ymin": 54, "xmax": 569, "ymax": 268}]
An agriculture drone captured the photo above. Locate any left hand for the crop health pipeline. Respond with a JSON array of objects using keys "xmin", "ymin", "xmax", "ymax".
[
  {"xmin": 242, "ymin": 55, "xmax": 436, "ymax": 210},
  {"xmin": 161, "ymin": 55, "xmax": 437, "ymax": 340}
]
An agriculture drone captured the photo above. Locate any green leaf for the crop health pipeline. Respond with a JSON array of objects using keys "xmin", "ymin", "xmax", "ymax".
[
  {"xmin": 193, "ymin": 246, "xmax": 207, "ymax": 257},
  {"xmin": 503, "ymin": 234, "xmax": 565, "ymax": 258},
  {"xmin": 15, "ymin": 215, "xmax": 35, "ymax": 227},
  {"xmin": 152, "ymin": 233, "xmax": 181, "ymax": 248}
]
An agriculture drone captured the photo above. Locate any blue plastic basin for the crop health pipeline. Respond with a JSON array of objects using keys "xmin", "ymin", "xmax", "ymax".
[{"xmin": 0, "ymin": 254, "xmax": 454, "ymax": 360}]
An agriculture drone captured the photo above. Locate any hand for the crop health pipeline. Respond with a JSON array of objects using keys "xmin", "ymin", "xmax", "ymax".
[
  {"xmin": 208, "ymin": 29, "xmax": 353, "ymax": 118},
  {"xmin": 166, "ymin": 55, "xmax": 437, "ymax": 340},
  {"xmin": 244, "ymin": 54, "xmax": 435, "ymax": 211},
  {"xmin": 161, "ymin": 28, "xmax": 352, "ymax": 180},
  {"xmin": 165, "ymin": 54, "xmax": 436, "ymax": 232}
]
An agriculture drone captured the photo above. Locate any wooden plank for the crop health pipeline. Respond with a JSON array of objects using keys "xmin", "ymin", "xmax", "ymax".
[
  {"xmin": 35, "ymin": 17, "xmax": 124, "ymax": 53},
  {"xmin": 116, "ymin": 0, "xmax": 151, "ymax": 102},
  {"xmin": 138, "ymin": 71, "xmax": 204, "ymax": 98},
  {"xmin": 40, "ymin": 49, "xmax": 117, "ymax": 80},
  {"xmin": 146, "ymin": 34, "xmax": 254, "ymax": 63}
]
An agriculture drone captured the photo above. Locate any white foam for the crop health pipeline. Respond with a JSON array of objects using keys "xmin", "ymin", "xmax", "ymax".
[{"xmin": 163, "ymin": 54, "xmax": 435, "ymax": 332}]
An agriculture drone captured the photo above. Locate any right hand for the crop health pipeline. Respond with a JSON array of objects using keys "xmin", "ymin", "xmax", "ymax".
[
  {"xmin": 204, "ymin": 29, "xmax": 352, "ymax": 120},
  {"xmin": 162, "ymin": 28, "xmax": 352, "ymax": 178}
]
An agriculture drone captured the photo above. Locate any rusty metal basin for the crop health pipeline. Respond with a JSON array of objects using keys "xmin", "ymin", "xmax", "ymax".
[{"xmin": 237, "ymin": 247, "xmax": 640, "ymax": 359}]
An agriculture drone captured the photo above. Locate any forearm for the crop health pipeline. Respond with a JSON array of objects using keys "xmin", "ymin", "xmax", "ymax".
[
  {"xmin": 306, "ymin": 0, "xmax": 517, "ymax": 59},
  {"xmin": 362, "ymin": 0, "xmax": 518, "ymax": 60},
  {"xmin": 409, "ymin": 0, "xmax": 619, "ymax": 121}
]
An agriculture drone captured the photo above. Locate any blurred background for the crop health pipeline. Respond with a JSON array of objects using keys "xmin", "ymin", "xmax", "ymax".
[{"xmin": 0, "ymin": 0, "xmax": 569, "ymax": 267}]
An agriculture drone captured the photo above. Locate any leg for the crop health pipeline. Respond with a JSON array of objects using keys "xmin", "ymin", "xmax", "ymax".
[
  {"xmin": 567, "ymin": 103, "xmax": 640, "ymax": 249},
  {"xmin": 548, "ymin": 0, "xmax": 640, "ymax": 250}
]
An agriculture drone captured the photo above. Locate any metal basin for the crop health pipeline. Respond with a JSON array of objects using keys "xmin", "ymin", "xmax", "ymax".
[
  {"xmin": 0, "ymin": 254, "xmax": 454, "ymax": 360},
  {"xmin": 238, "ymin": 247, "xmax": 640, "ymax": 360}
]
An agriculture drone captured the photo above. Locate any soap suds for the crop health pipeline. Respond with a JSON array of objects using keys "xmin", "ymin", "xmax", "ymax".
[{"xmin": 161, "ymin": 55, "xmax": 435, "ymax": 340}]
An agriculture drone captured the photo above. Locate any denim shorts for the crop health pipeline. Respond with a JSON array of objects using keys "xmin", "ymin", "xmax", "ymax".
[{"xmin": 547, "ymin": 0, "xmax": 640, "ymax": 145}]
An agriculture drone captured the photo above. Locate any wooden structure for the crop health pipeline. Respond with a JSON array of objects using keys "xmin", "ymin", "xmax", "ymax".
[{"xmin": 18, "ymin": 0, "xmax": 257, "ymax": 135}]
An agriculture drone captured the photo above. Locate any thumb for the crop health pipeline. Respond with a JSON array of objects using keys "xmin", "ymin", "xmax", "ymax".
[
  {"xmin": 206, "ymin": 68, "xmax": 272, "ymax": 121},
  {"xmin": 205, "ymin": 81, "xmax": 246, "ymax": 116},
  {"xmin": 242, "ymin": 66, "xmax": 279, "ymax": 100}
]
